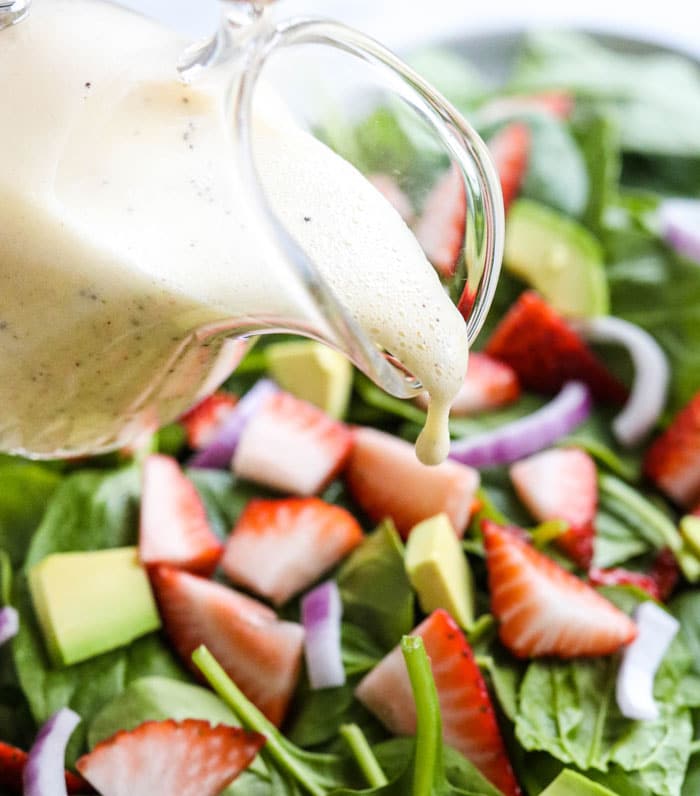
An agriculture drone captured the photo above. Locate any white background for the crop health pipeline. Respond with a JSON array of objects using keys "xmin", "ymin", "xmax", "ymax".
[{"xmin": 137, "ymin": 0, "xmax": 700, "ymax": 56}]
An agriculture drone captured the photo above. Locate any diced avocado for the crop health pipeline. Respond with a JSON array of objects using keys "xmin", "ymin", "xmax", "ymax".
[
  {"xmin": 266, "ymin": 340, "xmax": 353, "ymax": 419},
  {"xmin": 539, "ymin": 770, "xmax": 617, "ymax": 796},
  {"xmin": 504, "ymin": 198, "xmax": 609, "ymax": 317},
  {"xmin": 404, "ymin": 513, "xmax": 474, "ymax": 628},
  {"xmin": 29, "ymin": 547, "xmax": 160, "ymax": 667},
  {"xmin": 681, "ymin": 515, "xmax": 700, "ymax": 558}
]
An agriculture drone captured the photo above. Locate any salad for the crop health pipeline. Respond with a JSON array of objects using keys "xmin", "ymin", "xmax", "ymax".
[{"xmin": 2, "ymin": 30, "xmax": 700, "ymax": 796}]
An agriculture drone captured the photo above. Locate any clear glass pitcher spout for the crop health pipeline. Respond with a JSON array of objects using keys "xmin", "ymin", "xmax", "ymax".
[{"xmin": 0, "ymin": 0, "xmax": 503, "ymax": 458}]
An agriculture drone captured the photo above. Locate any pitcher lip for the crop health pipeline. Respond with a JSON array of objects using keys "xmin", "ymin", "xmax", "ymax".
[{"xmin": 226, "ymin": 14, "xmax": 504, "ymax": 399}]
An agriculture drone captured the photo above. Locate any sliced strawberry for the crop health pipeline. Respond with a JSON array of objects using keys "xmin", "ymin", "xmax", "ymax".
[
  {"xmin": 0, "ymin": 741, "xmax": 91, "ymax": 794},
  {"xmin": 151, "ymin": 566, "xmax": 304, "ymax": 726},
  {"xmin": 414, "ymin": 164, "xmax": 466, "ymax": 278},
  {"xmin": 488, "ymin": 122, "xmax": 531, "ymax": 212},
  {"xmin": 355, "ymin": 609, "xmax": 521, "ymax": 796},
  {"xmin": 180, "ymin": 391, "xmax": 238, "ymax": 450},
  {"xmin": 345, "ymin": 427, "xmax": 479, "ymax": 539},
  {"xmin": 222, "ymin": 497, "xmax": 363, "ymax": 605},
  {"xmin": 415, "ymin": 352, "xmax": 520, "ymax": 416},
  {"xmin": 232, "ymin": 391, "xmax": 353, "ymax": 496},
  {"xmin": 76, "ymin": 719, "xmax": 264, "ymax": 796},
  {"xmin": 510, "ymin": 447, "xmax": 597, "ymax": 568},
  {"xmin": 485, "ymin": 291, "xmax": 629, "ymax": 404},
  {"xmin": 368, "ymin": 173, "xmax": 415, "ymax": 224},
  {"xmin": 139, "ymin": 454, "xmax": 223, "ymax": 576},
  {"xmin": 588, "ymin": 567, "xmax": 661, "ymax": 601},
  {"xmin": 480, "ymin": 91, "xmax": 575, "ymax": 123},
  {"xmin": 482, "ymin": 520, "xmax": 637, "ymax": 658},
  {"xmin": 650, "ymin": 548, "xmax": 680, "ymax": 601},
  {"xmin": 644, "ymin": 390, "xmax": 700, "ymax": 507},
  {"xmin": 589, "ymin": 547, "xmax": 679, "ymax": 603}
]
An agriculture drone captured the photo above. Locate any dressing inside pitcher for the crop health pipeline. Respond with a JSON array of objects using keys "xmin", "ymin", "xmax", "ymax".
[{"xmin": 0, "ymin": 0, "xmax": 503, "ymax": 462}]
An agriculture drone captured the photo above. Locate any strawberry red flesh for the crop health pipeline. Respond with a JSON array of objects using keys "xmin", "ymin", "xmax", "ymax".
[
  {"xmin": 222, "ymin": 497, "xmax": 363, "ymax": 605},
  {"xmin": 482, "ymin": 520, "xmax": 637, "ymax": 658},
  {"xmin": 0, "ymin": 741, "xmax": 91, "ymax": 794},
  {"xmin": 488, "ymin": 122, "xmax": 531, "ymax": 212},
  {"xmin": 485, "ymin": 291, "xmax": 629, "ymax": 404},
  {"xmin": 588, "ymin": 567, "xmax": 661, "ymax": 601},
  {"xmin": 644, "ymin": 390, "xmax": 700, "ymax": 508},
  {"xmin": 232, "ymin": 391, "xmax": 353, "ymax": 496},
  {"xmin": 414, "ymin": 164, "xmax": 466, "ymax": 279},
  {"xmin": 76, "ymin": 719, "xmax": 264, "ymax": 796},
  {"xmin": 355, "ymin": 609, "xmax": 521, "ymax": 796},
  {"xmin": 510, "ymin": 447, "xmax": 597, "ymax": 568},
  {"xmin": 416, "ymin": 352, "xmax": 520, "ymax": 416},
  {"xmin": 151, "ymin": 566, "xmax": 304, "ymax": 726},
  {"xmin": 139, "ymin": 454, "xmax": 223, "ymax": 576},
  {"xmin": 345, "ymin": 426, "xmax": 479, "ymax": 539},
  {"xmin": 180, "ymin": 391, "xmax": 238, "ymax": 450}
]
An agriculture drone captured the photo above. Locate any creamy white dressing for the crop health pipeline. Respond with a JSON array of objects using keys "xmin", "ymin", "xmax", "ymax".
[{"xmin": 0, "ymin": 0, "xmax": 468, "ymax": 461}]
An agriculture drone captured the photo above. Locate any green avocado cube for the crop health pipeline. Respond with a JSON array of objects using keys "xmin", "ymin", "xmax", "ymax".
[
  {"xmin": 681, "ymin": 515, "xmax": 700, "ymax": 558},
  {"xmin": 266, "ymin": 340, "xmax": 353, "ymax": 419},
  {"xmin": 404, "ymin": 513, "xmax": 474, "ymax": 628},
  {"xmin": 29, "ymin": 546, "xmax": 160, "ymax": 667},
  {"xmin": 504, "ymin": 199, "xmax": 609, "ymax": 317},
  {"xmin": 539, "ymin": 770, "xmax": 617, "ymax": 796}
]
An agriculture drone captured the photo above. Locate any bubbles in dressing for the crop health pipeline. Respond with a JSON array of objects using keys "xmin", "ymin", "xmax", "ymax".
[{"xmin": 0, "ymin": 0, "xmax": 468, "ymax": 462}]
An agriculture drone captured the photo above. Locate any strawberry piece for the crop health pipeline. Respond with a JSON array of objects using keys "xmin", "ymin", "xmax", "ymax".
[
  {"xmin": 355, "ymin": 610, "xmax": 521, "ymax": 796},
  {"xmin": 644, "ymin": 390, "xmax": 700, "ymax": 507},
  {"xmin": 589, "ymin": 547, "xmax": 679, "ymax": 603},
  {"xmin": 76, "ymin": 719, "xmax": 264, "ymax": 796},
  {"xmin": 488, "ymin": 122, "xmax": 531, "ymax": 212},
  {"xmin": 482, "ymin": 520, "xmax": 637, "ymax": 657},
  {"xmin": 480, "ymin": 91, "xmax": 575, "ymax": 123},
  {"xmin": 232, "ymin": 391, "xmax": 353, "ymax": 496},
  {"xmin": 0, "ymin": 741, "xmax": 91, "ymax": 794},
  {"xmin": 139, "ymin": 454, "xmax": 223, "ymax": 576},
  {"xmin": 650, "ymin": 548, "xmax": 680, "ymax": 601},
  {"xmin": 368, "ymin": 174, "xmax": 415, "ymax": 224},
  {"xmin": 414, "ymin": 164, "xmax": 466, "ymax": 278},
  {"xmin": 222, "ymin": 497, "xmax": 363, "ymax": 605},
  {"xmin": 588, "ymin": 567, "xmax": 661, "ymax": 601},
  {"xmin": 485, "ymin": 291, "xmax": 629, "ymax": 404},
  {"xmin": 151, "ymin": 566, "xmax": 304, "ymax": 725},
  {"xmin": 180, "ymin": 391, "xmax": 238, "ymax": 450},
  {"xmin": 415, "ymin": 352, "xmax": 520, "ymax": 416},
  {"xmin": 345, "ymin": 427, "xmax": 479, "ymax": 539},
  {"xmin": 510, "ymin": 447, "xmax": 597, "ymax": 568}
]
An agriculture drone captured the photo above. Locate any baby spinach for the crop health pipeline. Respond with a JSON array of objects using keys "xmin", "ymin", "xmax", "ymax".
[
  {"xmin": 515, "ymin": 587, "xmax": 700, "ymax": 796},
  {"xmin": 337, "ymin": 521, "xmax": 414, "ymax": 652},
  {"xmin": 512, "ymin": 31, "xmax": 700, "ymax": 158},
  {"xmin": 11, "ymin": 466, "xmax": 187, "ymax": 764}
]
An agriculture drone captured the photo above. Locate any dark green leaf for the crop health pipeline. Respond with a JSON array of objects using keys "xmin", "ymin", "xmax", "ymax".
[{"xmin": 337, "ymin": 522, "xmax": 414, "ymax": 651}]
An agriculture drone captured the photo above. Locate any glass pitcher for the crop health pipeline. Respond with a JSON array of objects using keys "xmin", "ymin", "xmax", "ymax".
[{"xmin": 0, "ymin": 0, "xmax": 504, "ymax": 459}]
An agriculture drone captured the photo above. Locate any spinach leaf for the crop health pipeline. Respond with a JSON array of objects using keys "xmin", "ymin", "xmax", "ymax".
[
  {"xmin": 515, "ymin": 645, "xmax": 693, "ymax": 796},
  {"xmin": 520, "ymin": 116, "xmax": 589, "ymax": 218},
  {"xmin": 0, "ymin": 462, "xmax": 61, "ymax": 569},
  {"xmin": 186, "ymin": 469, "xmax": 258, "ymax": 539},
  {"xmin": 512, "ymin": 32, "xmax": 700, "ymax": 158},
  {"xmin": 11, "ymin": 466, "xmax": 187, "ymax": 764},
  {"xmin": 604, "ymin": 218, "xmax": 700, "ymax": 413},
  {"xmin": 409, "ymin": 49, "xmax": 486, "ymax": 111},
  {"xmin": 337, "ymin": 521, "xmax": 414, "ymax": 652}
]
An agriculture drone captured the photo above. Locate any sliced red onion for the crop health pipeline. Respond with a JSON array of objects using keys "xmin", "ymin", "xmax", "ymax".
[
  {"xmin": 0, "ymin": 606, "xmax": 18, "ymax": 646},
  {"xmin": 571, "ymin": 316, "xmax": 669, "ymax": 448},
  {"xmin": 616, "ymin": 601, "xmax": 678, "ymax": 721},
  {"xmin": 449, "ymin": 381, "xmax": 592, "ymax": 468},
  {"xmin": 301, "ymin": 580, "xmax": 345, "ymax": 690},
  {"xmin": 188, "ymin": 379, "xmax": 278, "ymax": 469},
  {"xmin": 659, "ymin": 199, "xmax": 700, "ymax": 264},
  {"xmin": 24, "ymin": 707, "xmax": 81, "ymax": 796}
]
